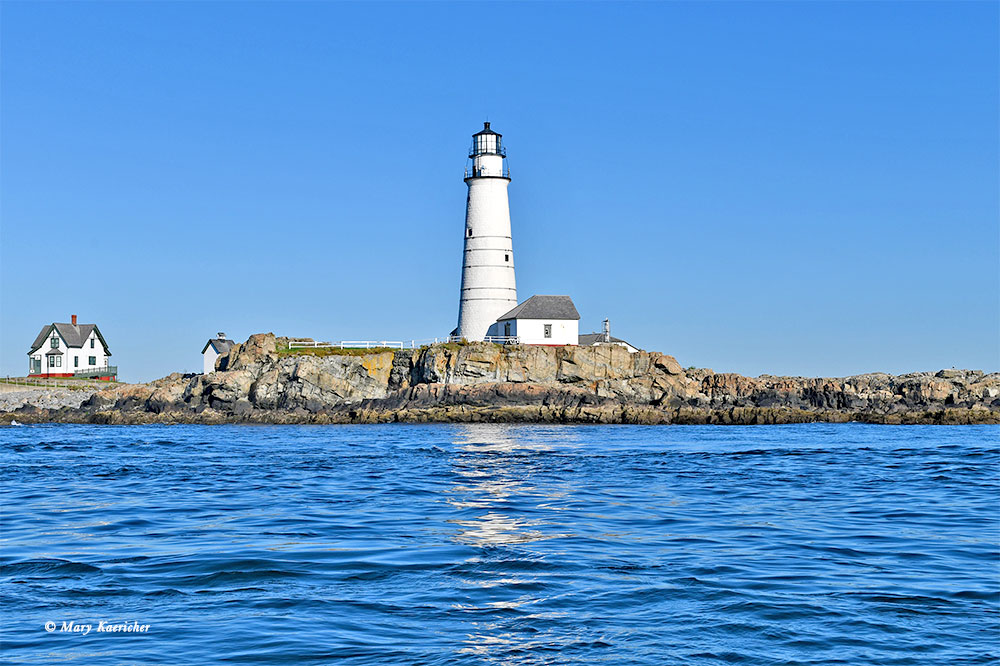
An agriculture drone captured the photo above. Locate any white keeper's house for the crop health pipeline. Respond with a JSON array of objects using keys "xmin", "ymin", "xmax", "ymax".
[
  {"xmin": 489, "ymin": 295, "xmax": 580, "ymax": 345},
  {"xmin": 27, "ymin": 315, "xmax": 116, "ymax": 380}
]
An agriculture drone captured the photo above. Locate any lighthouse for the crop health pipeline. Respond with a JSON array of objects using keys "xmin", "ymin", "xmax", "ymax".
[{"xmin": 455, "ymin": 122, "xmax": 517, "ymax": 341}]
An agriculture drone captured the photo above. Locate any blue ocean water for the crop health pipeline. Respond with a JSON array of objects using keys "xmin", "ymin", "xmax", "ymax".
[{"xmin": 0, "ymin": 423, "xmax": 997, "ymax": 665}]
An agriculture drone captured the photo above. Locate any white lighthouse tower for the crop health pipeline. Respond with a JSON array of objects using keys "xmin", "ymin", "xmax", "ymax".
[{"xmin": 455, "ymin": 122, "xmax": 517, "ymax": 341}]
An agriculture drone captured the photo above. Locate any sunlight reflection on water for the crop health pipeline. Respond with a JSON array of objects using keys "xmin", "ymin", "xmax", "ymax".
[{"xmin": 1, "ymin": 423, "xmax": 996, "ymax": 665}]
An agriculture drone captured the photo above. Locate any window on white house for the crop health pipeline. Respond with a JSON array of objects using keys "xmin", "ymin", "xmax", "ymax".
[
  {"xmin": 91, "ymin": 339, "xmax": 95, "ymax": 349},
  {"xmin": 544, "ymin": 324, "xmax": 552, "ymax": 338},
  {"xmin": 49, "ymin": 356, "xmax": 61, "ymax": 368},
  {"xmin": 50, "ymin": 336, "xmax": 59, "ymax": 348},
  {"xmin": 74, "ymin": 356, "xmax": 79, "ymax": 367},
  {"xmin": 89, "ymin": 356, "xmax": 96, "ymax": 366}
]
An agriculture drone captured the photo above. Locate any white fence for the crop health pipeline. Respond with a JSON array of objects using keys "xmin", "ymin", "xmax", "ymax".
[
  {"xmin": 287, "ymin": 335, "xmax": 520, "ymax": 350},
  {"xmin": 2, "ymin": 376, "xmax": 98, "ymax": 390}
]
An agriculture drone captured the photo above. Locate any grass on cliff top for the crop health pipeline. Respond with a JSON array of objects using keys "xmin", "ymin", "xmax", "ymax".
[
  {"xmin": 0, "ymin": 377, "xmax": 116, "ymax": 390},
  {"xmin": 275, "ymin": 339, "xmax": 477, "ymax": 357},
  {"xmin": 275, "ymin": 345, "xmax": 401, "ymax": 358},
  {"xmin": 436, "ymin": 341, "xmax": 474, "ymax": 351}
]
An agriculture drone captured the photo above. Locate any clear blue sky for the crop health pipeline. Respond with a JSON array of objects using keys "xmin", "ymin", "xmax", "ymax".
[{"xmin": 1, "ymin": 1, "xmax": 997, "ymax": 382}]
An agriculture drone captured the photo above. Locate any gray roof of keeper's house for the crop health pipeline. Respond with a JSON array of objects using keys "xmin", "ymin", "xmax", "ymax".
[
  {"xmin": 45, "ymin": 348, "xmax": 64, "ymax": 356},
  {"xmin": 497, "ymin": 295, "xmax": 581, "ymax": 322},
  {"xmin": 28, "ymin": 322, "xmax": 111, "ymax": 355},
  {"xmin": 201, "ymin": 338, "xmax": 236, "ymax": 355},
  {"xmin": 578, "ymin": 333, "xmax": 634, "ymax": 347}
]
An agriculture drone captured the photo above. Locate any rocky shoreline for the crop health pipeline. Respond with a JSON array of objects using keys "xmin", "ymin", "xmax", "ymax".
[
  {"xmin": 0, "ymin": 388, "xmax": 91, "ymax": 413},
  {"xmin": 4, "ymin": 333, "xmax": 998, "ymax": 425}
]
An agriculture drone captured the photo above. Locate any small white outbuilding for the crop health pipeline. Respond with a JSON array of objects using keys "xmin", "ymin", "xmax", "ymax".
[
  {"xmin": 579, "ymin": 319, "xmax": 640, "ymax": 353},
  {"xmin": 490, "ymin": 295, "xmax": 580, "ymax": 345},
  {"xmin": 201, "ymin": 333, "xmax": 235, "ymax": 374}
]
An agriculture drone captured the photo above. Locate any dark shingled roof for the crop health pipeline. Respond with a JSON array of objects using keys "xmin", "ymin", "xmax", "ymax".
[
  {"xmin": 28, "ymin": 322, "xmax": 111, "ymax": 355},
  {"xmin": 44, "ymin": 348, "xmax": 63, "ymax": 356},
  {"xmin": 497, "ymin": 295, "xmax": 580, "ymax": 322},
  {"xmin": 579, "ymin": 333, "xmax": 634, "ymax": 347},
  {"xmin": 202, "ymin": 338, "xmax": 236, "ymax": 355}
]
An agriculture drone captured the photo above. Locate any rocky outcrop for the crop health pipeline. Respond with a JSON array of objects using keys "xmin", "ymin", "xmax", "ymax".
[
  {"xmin": 4, "ymin": 333, "xmax": 998, "ymax": 425},
  {"xmin": 0, "ymin": 388, "xmax": 91, "ymax": 412}
]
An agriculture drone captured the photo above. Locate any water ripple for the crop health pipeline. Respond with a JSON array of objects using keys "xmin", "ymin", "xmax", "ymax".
[{"xmin": 0, "ymin": 423, "xmax": 997, "ymax": 664}]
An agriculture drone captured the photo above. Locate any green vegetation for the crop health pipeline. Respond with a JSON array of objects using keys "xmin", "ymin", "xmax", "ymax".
[
  {"xmin": 274, "ymin": 338, "xmax": 482, "ymax": 358},
  {"xmin": 275, "ymin": 344, "xmax": 399, "ymax": 358},
  {"xmin": 0, "ymin": 377, "xmax": 116, "ymax": 390},
  {"xmin": 437, "ymin": 340, "xmax": 473, "ymax": 351},
  {"xmin": 275, "ymin": 339, "xmax": 488, "ymax": 358}
]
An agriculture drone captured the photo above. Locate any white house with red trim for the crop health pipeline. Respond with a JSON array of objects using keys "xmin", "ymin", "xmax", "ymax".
[{"xmin": 27, "ymin": 315, "xmax": 115, "ymax": 380}]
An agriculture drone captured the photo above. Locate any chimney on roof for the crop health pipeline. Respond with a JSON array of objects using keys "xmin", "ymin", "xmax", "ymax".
[
  {"xmin": 71, "ymin": 314, "xmax": 77, "ymax": 326},
  {"xmin": 217, "ymin": 332, "xmax": 226, "ymax": 339}
]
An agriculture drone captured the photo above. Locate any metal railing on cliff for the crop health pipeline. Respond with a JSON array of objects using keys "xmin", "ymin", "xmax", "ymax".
[
  {"xmin": 287, "ymin": 336, "xmax": 520, "ymax": 350},
  {"xmin": 73, "ymin": 365, "xmax": 117, "ymax": 379},
  {"xmin": 2, "ymin": 376, "xmax": 115, "ymax": 390}
]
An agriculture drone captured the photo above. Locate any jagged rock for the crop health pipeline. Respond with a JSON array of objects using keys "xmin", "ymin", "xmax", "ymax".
[
  {"xmin": 3, "ymin": 336, "xmax": 997, "ymax": 425},
  {"xmin": 224, "ymin": 332, "xmax": 277, "ymax": 371},
  {"xmin": 232, "ymin": 399, "xmax": 254, "ymax": 418},
  {"xmin": 653, "ymin": 353, "xmax": 683, "ymax": 375}
]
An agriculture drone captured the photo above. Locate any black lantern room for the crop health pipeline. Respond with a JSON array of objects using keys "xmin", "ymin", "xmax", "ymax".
[{"xmin": 469, "ymin": 122, "xmax": 506, "ymax": 158}]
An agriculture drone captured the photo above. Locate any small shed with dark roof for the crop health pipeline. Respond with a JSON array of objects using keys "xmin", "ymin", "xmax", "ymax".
[
  {"xmin": 579, "ymin": 332, "xmax": 640, "ymax": 353},
  {"xmin": 578, "ymin": 318, "xmax": 639, "ymax": 353},
  {"xmin": 489, "ymin": 295, "xmax": 581, "ymax": 345},
  {"xmin": 202, "ymin": 333, "xmax": 235, "ymax": 374}
]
